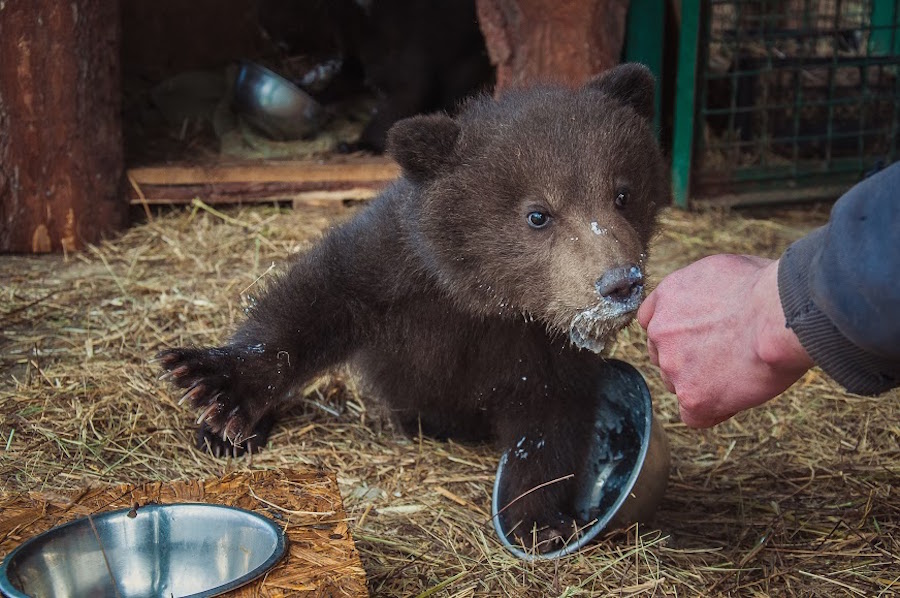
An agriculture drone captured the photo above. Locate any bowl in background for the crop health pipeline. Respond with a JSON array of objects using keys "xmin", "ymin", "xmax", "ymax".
[{"xmin": 232, "ymin": 61, "xmax": 325, "ymax": 141}]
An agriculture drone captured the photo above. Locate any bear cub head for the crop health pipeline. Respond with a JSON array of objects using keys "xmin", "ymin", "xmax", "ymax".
[{"xmin": 387, "ymin": 63, "xmax": 667, "ymax": 352}]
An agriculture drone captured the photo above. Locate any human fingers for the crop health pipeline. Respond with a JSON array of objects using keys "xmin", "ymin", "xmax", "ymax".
[
  {"xmin": 636, "ymin": 287, "xmax": 658, "ymax": 330},
  {"xmin": 647, "ymin": 337, "xmax": 660, "ymax": 367},
  {"xmin": 678, "ymin": 399, "xmax": 729, "ymax": 428},
  {"xmin": 677, "ymin": 394, "xmax": 737, "ymax": 428},
  {"xmin": 658, "ymin": 366, "xmax": 675, "ymax": 394},
  {"xmin": 678, "ymin": 403, "xmax": 714, "ymax": 428},
  {"xmin": 739, "ymin": 254, "xmax": 774, "ymax": 268},
  {"xmin": 679, "ymin": 407, "xmax": 736, "ymax": 428}
]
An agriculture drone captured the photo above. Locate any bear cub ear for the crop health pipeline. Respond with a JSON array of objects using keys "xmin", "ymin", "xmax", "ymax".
[
  {"xmin": 585, "ymin": 63, "xmax": 655, "ymax": 123},
  {"xmin": 386, "ymin": 114, "xmax": 461, "ymax": 182}
]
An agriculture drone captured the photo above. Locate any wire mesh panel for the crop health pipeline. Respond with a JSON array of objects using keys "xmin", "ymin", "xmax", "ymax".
[{"xmin": 688, "ymin": 0, "xmax": 900, "ymax": 204}]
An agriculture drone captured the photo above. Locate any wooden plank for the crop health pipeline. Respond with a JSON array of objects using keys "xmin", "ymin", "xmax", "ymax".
[
  {"xmin": 0, "ymin": 469, "xmax": 369, "ymax": 597},
  {"xmin": 133, "ymin": 189, "xmax": 381, "ymax": 206},
  {"xmin": 128, "ymin": 158, "xmax": 400, "ymax": 186},
  {"xmin": 127, "ymin": 159, "xmax": 399, "ymax": 206},
  {"xmin": 128, "ymin": 182, "xmax": 390, "ymax": 205}
]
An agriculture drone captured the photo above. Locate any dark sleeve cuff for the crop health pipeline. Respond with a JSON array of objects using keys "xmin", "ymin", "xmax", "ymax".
[{"xmin": 778, "ymin": 228, "xmax": 900, "ymax": 396}]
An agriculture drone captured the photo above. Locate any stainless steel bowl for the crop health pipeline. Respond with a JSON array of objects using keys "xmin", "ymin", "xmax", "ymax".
[
  {"xmin": 492, "ymin": 359, "xmax": 670, "ymax": 560},
  {"xmin": 232, "ymin": 61, "xmax": 324, "ymax": 141},
  {"xmin": 0, "ymin": 503, "xmax": 287, "ymax": 598}
]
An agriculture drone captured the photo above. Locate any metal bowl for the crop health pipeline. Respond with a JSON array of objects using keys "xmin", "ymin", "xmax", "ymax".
[
  {"xmin": 492, "ymin": 359, "xmax": 670, "ymax": 560},
  {"xmin": 0, "ymin": 503, "xmax": 287, "ymax": 598},
  {"xmin": 232, "ymin": 61, "xmax": 324, "ymax": 141}
]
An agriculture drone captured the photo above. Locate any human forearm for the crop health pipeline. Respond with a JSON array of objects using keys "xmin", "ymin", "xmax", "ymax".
[
  {"xmin": 805, "ymin": 163, "xmax": 900, "ymax": 359},
  {"xmin": 779, "ymin": 227, "xmax": 900, "ymax": 396},
  {"xmin": 776, "ymin": 161, "xmax": 900, "ymax": 395}
]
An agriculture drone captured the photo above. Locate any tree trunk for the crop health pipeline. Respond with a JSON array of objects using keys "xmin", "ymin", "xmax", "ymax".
[
  {"xmin": 476, "ymin": 0, "xmax": 631, "ymax": 93},
  {"xmin": 0, "ymin": 0, "xmax": 125, "ymax": 253}
]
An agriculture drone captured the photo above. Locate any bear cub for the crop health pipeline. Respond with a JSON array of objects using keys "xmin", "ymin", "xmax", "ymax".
[{"xmin": 158, "ymin": 64, "xmax": 667, "ymax": 552}]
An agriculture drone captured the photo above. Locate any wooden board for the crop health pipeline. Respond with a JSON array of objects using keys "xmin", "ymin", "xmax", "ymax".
[
  {"xmin": 127, "ymin": 158, "xmax": 401, "ymax": 206},
  {"xmin": 0, "ymin": 469, "xmax": 368, "ymax": 597}
]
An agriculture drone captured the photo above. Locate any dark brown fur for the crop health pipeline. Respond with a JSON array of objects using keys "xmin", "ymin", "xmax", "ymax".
[{"xmin": 158, "ymin": 64, "xmax": 667, "ymax": 552}]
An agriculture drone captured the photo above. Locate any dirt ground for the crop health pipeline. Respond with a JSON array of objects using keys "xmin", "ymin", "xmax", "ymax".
[{"xmin": 1, "ymin": 198, "xmax": 897, "ymax": 596}]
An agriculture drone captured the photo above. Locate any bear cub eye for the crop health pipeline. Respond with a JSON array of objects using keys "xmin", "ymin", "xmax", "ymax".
[
  {"xmin": 614, "ymin": 187, "xmax": 630, "ymax": 209},
  {"xmin": 526, "ymin": 210, "xmax": 551, "ymax": 229}
]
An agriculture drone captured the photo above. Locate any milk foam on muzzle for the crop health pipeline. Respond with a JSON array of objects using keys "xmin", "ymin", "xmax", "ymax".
[{"xmin": 569, "ymin": 295, "xmax": 640, "ymax": 353}]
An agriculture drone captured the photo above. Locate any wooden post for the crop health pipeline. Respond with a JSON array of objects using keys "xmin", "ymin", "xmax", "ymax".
[
  {"xmin": 0, "ymin": 0, "xmax": 125, "ymax": 253},
  {"xmin": 476, "ymin": 0, "xmax": 631, "ymax": 93}
]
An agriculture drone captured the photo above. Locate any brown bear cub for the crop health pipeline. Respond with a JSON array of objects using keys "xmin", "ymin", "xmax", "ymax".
[{"xmin": 158, "ymin": 63, "xmax": 667, "ymax": 552}]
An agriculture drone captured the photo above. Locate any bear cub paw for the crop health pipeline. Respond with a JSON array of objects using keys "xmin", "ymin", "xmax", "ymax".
[
  {"xmin": 156, "ymin": 346, "xmax": 271, "ymax": 455},
  {"xmin": 504, "ymin": 508, "xmax": 584, "ymax": 554}
]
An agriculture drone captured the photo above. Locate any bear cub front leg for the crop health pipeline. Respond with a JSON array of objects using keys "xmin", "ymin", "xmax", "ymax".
[
  {"xmin": 157, "ymin": 252, "xmax": 355, "ymax": 457},
  {"xmin": 495, "ymin": 404, "xmax": 594, "ymax": 553}
]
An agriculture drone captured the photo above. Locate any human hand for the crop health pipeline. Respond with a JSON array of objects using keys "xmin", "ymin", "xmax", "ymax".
[{"xmin": 637, "ymin": 255, "xmax": 814, "ymax": 427}]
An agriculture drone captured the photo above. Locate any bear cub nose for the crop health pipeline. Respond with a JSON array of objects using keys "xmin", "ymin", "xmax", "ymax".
[{"xmin": 596, "ymin": 265, "xmax": 644, "ymax": 304}]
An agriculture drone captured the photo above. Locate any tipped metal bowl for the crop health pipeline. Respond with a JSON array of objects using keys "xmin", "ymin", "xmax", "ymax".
[
  {"xmin": 492, "ymin": 359, "xmax": 670, "ymax": 560},
  {"xmin": 0, "ymin": 503, "xmax": 287, "ymax": 598},
  {"xmin": 232, "ymin": 61, "xmax": 324, "ymax": 141}
]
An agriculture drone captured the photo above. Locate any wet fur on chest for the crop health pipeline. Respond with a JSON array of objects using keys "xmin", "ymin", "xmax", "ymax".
[{"xmin": 347, "ymin": 294, "xmax": 594, "ymax": 439}]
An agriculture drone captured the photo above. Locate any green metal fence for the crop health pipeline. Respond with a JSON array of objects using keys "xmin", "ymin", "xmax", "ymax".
[{"xmin": 672, "ymin": 0, "xmax": 900, "ymax": 207}]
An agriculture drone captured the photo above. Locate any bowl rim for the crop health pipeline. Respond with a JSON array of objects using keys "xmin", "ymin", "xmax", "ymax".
[
  {"xmin": 0, "ymin": 502, "xmax": 288, "ymax": 598},
  {"xmin": 235, "ymin": 60, "xmax": 306, "ymax": 95},
  {"xmin": 490, "ymin": 358, "xmax": 654, "ymax": 561}
]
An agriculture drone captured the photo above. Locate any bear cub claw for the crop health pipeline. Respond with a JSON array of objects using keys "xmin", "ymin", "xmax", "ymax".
[
  {"xmin": 196, "ymin": 417, "xmax": 275, "ymax": 458},
  {"xmin": 156, "ymin": 347, "xmax": 267, "ymax": 455}
]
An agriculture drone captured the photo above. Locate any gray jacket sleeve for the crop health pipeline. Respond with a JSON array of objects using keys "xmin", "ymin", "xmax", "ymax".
[{"xmin": 777, "ymin": 160, "xmax": 900, "ymax": 396}]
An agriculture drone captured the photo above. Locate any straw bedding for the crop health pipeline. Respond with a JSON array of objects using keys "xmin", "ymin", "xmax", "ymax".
[{"xmin": 1, "ymin": 199, "xmax": 897, "ymax": 596}]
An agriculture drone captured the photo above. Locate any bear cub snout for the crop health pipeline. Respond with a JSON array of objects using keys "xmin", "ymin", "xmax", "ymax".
[{"xmin": 158, "ymin": 63, "xmax": 668, "ymax": 553}]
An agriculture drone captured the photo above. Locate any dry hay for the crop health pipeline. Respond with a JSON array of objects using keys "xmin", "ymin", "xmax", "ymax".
[
  {"xmin": 0, "ymin": 469, "xmax": 367, "ymax": 596},
  {"xmin": 1, "ymin": 198, "xmax": 898, "ymax": 597}
]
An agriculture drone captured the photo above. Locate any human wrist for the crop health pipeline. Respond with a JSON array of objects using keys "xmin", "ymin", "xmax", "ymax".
[{"xmin": 752, "ymin": 259, "xmax": 814, "ymax": 373}]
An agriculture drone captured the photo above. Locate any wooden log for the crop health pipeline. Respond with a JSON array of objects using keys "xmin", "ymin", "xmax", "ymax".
[
  {"xmin": 0, "ymin": 0, "xmax": 126, "ymax": 253},
  {"xmin": 476, "ymin": 0, "xmax": 631, "ymax": 93}
]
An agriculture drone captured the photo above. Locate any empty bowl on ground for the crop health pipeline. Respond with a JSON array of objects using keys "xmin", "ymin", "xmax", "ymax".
[{"xmin": 0, "ymin": 503, "xmax": 287, "ymax": 598}]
